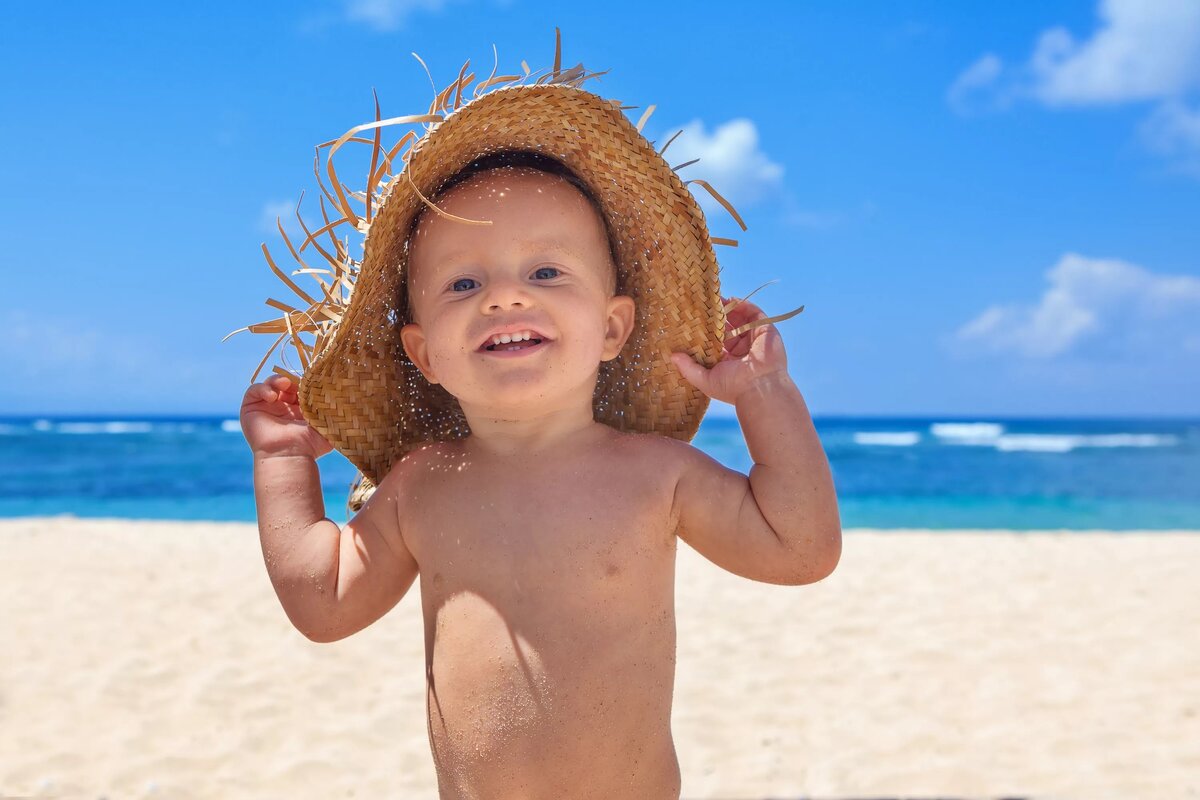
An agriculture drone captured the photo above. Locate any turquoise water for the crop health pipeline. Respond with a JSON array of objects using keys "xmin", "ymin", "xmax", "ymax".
[{"xmin": 1, "ymin": 414, "xmax": 1198, "ymax": 530}]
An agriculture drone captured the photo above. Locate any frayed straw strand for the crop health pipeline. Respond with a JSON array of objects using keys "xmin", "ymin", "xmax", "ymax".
[
  {"xmin": 659, "ymin": 129, "xmax": 683, "ymax": 156},
  {"xmin": 684, "ymin": 178, "xmax": 747, "ymax": 231},
  {"xmin": 478, "ymin": 43, "xmax": 500, "ymax": 99},
  {"xmin": 366, "ymin": 89, "xmax": 382, "ymax": 223},
  {"xmin": 722, "ymin": 280, "xmax": 806, "ymax": 338},
  {"xmin": 411, "ymin": 51, "xmax": 438, "ymax": 113},
  {"xmin": 727, "ymin": 305, "xmax": 805, "ymax": 338},
  {"xmin": 404, "ymin": 167, "xmax": 493, "ymax": 226},
  {"xmin": 636, "ymin": 104, "xmax": 656, "ymax": 133},
  {"xmin": 452, "ymin": 60, "xmax": 470, "ymax": 110},
  {"xmin": 260, "ymin": 244, "xmax": 317, "ymax": 307},
  {"xmin": 723, "ymin": 279, "xmax": 777, "ymax": 312}
]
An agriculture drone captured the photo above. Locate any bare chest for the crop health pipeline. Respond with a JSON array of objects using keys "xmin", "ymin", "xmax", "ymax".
[
  {"xmin": 398, "ymin": 442, "xmax": 682, "ymax": 788},
  {"xmin": 402, "ymin": 455, "xmax": 677, "ymax": 609}
]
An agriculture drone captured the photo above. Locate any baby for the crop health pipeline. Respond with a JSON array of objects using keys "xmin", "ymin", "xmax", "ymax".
[{"xmin": 240, "ymin": 157, "xmax": 841, "ymax": 798}]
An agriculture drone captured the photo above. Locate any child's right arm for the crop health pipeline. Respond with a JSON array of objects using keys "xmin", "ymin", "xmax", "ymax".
[{"xmin": 241, "ymin": 374, "xmax": 419, "ymax": 643}]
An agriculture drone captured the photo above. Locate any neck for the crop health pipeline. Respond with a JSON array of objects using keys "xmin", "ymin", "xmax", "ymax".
[{"xmin": 457, "ymin": 388, "xmax": 607, "ymax": 459}]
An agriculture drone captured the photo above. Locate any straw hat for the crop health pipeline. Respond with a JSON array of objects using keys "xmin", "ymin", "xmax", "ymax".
[{"xmin": 227, "ymin": 29, "xmax": 801, "ymax": 513}]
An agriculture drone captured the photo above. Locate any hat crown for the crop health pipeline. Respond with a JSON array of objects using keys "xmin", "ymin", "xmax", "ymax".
[{"xmin": 232, "ymin": 31, "xmax": 752, "ymax": 514}]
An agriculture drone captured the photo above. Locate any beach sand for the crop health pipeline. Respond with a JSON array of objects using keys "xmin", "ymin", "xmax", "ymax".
[{"xmin": 1, "ymin": 518, "xmax": 1196, "ymax": 799}]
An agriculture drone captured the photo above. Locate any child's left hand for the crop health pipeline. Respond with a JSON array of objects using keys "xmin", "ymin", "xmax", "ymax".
[{"xmin": 670, "ymin": 296, "xmax": 791, "ymax": 405}]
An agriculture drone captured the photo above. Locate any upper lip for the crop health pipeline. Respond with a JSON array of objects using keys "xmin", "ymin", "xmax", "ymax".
[{"xmin": 476, "ymin": 324, "xmax": 553, "ymax": 350}]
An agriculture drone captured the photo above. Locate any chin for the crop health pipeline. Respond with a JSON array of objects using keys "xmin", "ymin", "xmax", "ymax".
[
  {"xmin": 449, "ymin": 378, "xmax": 551, "ymax": 404},
  {"xmin": 462, "ymin": 377, "xmax": 598, "ymax": 413}
]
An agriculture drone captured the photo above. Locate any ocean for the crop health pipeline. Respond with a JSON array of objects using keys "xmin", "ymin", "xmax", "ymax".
[{"xmin": 1, "ymin": 414, "xmax": 1197, "ymax": 530}]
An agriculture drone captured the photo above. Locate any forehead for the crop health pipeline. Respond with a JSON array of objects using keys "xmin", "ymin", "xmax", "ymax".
[{"xmin": 408, "ymin": 169, "xmax": 608, "ymax": 267}]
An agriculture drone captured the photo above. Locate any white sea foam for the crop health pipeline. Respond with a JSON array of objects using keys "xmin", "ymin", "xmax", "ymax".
[
  {"xmin": 930, "ymin": 422, "xmax": 1006, "ymax": 441},
  {"xmin": 928, "ymin": 422, "xmax": 1179, "ymax": 452},
  {"xmin": 1085, "ymin": 434, "xmax": 1179, "ymax": 448},
  {"xmin": 221, "ymin": 419, "xmax": 242, "ymax": 433},
  {"xmin": 55, "ymin": 422, "xmax": 155, "ymax": 435},
  {"xmin": 854, "ymin": 432, "xmax": 921, "ymax": 446},
  {"xmin": 994, "ymin": 433, "xmax": 1179, "ymax": 452}
]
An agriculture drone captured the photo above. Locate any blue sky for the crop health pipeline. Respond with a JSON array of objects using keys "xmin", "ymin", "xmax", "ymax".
[{"xmin": 2, "ymin": 1, "xmax": 1198, "ymax": 417}]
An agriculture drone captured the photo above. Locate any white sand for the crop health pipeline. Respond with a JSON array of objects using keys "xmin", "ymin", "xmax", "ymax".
[{"xmin": 1, "ymin": 518, "xmax": 1196, "ymax": 799}]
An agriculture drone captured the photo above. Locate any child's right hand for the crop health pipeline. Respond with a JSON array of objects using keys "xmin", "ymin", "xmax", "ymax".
[{"xmin": 240, "ymin": 374, "xmax": 334, "ymax": 460}]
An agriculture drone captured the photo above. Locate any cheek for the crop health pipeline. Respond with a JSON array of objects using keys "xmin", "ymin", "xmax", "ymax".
[
  {"xmin": 424, "ymin": 330, "xmax": 460, "ymax": 364},
  {"xmin": 562, "ymin": 317, "xmax": 610, "ymax": 360},
  {"xmin": 422, "ymin": 319, "xmax": 479, "ymax": 369}
]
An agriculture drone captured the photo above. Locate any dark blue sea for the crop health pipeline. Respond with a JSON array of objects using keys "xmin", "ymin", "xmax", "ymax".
[{"xmin": 2, "ymin": 414, "xmax": 1198, "ymax": 530}]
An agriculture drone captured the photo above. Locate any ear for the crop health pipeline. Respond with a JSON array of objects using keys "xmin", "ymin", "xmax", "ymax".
[
  {"xmin": 399, "ymin": 322, "xmax": 440, "ymax": 385},
  {"xmin": 601, "ymin": 294, "xmax": 636, "ymax": 362}
]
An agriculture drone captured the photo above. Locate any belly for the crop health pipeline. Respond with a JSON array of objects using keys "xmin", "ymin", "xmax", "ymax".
[{"xmin": 422, "ymin": 588, "xmax": 679, "ymax": 799}]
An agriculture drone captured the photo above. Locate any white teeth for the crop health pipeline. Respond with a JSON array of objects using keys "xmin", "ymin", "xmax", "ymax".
[{"xmin": 489, "ymin": 330, "xmax": 535, "ymax": 346}]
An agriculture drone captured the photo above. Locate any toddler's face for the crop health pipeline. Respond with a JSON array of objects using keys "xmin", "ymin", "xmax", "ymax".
[{"xmin": 399, "ymin": 168, "xmax": 635, "ymax": 415}]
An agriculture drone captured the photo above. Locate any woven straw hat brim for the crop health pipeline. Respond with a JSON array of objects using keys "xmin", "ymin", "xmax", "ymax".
[
  {"xmin": 225, "ymin": 36, "xmax": 820, "ymax": 512},
  {"xmin": 300, "ymin": 82, "xmax": 727, "ymax": 489}
]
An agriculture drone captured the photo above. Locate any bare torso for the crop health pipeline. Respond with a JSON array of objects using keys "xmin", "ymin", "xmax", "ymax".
[{"xmin": 396, "ymin": 425, "xmax": 682, "ymax": 799}]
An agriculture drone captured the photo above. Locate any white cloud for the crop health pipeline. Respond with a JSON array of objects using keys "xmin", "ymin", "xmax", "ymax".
[
  {"xmin": 950, "ymin": 253, "xmax": 1200, "ymax": 359},
  {"xmin": 659, "ymin": 118, "xmax": 784, "ymax": 218},
  {"xmin": 951, "ymin": 0, "xmax": 1200, "ymax": 108},
  {"xmin": 948, "ymin": 0, "xmax": 1200, "ymax": 172},
  {"xmin": 344, "ymin": 0, "xmax": 448, "ymax": 31},
  {"xmin": 1138, "ymin": 97, "xmax": 1200, "ymax": 175},
  {"xmin": 946, "ymin": 53, "xmax": 1005, "ymax": 113},
  {"xmin": 1028, "ymin": 0, "xmax": 1200, "ymax": 106}
]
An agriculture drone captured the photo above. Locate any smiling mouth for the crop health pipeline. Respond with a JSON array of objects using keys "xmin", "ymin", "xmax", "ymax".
[{"xmin": 481, "ymin": 337, "xmax": 545, "ymax": 353}]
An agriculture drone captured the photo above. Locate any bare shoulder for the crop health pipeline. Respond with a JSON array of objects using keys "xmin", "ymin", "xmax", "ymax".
[
  {"xmin": 602, "ymin": 427, "xmax": 692, "ymax": 463},
  {"xmin": 388, "ymin": 439, "xmax": 467, "ymax": 478},
  {"xmin": 601, "ymin": 429, "xmax": 703, "ymax": 517},
  {"xmin": 381, "ymin": 440, "xmax": 467, "ymax": 507},
  {"xmin": 612, "ymin": 429, "xmax": 697, "ymax": 470},
  {"xmin": 368, "ymin": 441, "xmax": 462, "ymax": 547}
]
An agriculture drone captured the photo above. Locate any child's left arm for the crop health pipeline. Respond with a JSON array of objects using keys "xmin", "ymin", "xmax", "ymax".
[{"xmin": 669, "ymin": 297, "xmax": 841, "ymax": 585}]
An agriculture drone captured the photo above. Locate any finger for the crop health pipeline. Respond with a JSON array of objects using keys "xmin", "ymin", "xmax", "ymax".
[
  {"xmin": 244, "ymin": 385, "xmax": 278, "ymax": 404},
  {"xmin": 248, "ymin": 381, "xmax": 291, "ymax": 403},
  {"xmin": 726, "ymin": 297, "xmax": 766, "ymax": 322},
  {"xmin": 669, "ymin": 352, "xmax": 709, "ymax": 394},
  {"xmin": 270, "ymin": 379, "xmax": 302, "ymax": 401},
  {"xmin": 724, "ymin": 306, "xmax": 763, "ymax": 335},
  {"xmin": 723, "ymin": 329, "xmax": 752, "ymax": 351}
]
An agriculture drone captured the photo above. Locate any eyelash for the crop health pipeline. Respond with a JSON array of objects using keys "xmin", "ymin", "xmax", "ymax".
[{"xmin": 450, "ymin": 266, "xmax": 560, "ymax": 292}]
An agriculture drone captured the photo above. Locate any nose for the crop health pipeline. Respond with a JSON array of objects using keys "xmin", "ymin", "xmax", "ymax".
[{"xmin": 480, "ymin": 272, "xmax": 533, "ymax": 312}]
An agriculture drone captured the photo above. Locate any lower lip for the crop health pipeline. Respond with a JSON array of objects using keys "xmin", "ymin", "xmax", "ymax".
[{"xmin": 478, "ymin": 340, "xmax": 551, "ymax": 358}]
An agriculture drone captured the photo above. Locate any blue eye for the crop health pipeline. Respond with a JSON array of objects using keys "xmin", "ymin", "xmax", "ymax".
[
  {"xmin": 450, "ymin": 277, "xmax": 479, "ymax": 292},
  {"xmin": 533, "ymin": 266, "xmax": 560, "ymax": 279}
]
